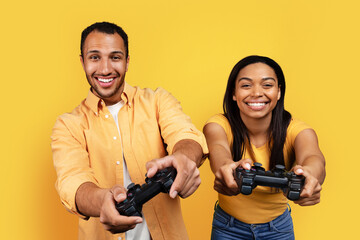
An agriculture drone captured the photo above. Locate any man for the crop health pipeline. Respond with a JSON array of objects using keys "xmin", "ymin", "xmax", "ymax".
[{"xmin": 51, "ymin": 22, "xmax": 208, "ymax": 240}]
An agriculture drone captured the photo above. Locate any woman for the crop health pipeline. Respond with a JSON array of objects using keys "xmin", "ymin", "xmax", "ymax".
[{"xmin": 203, "ymin": 55, "xmax": 326, "ymax": 239}]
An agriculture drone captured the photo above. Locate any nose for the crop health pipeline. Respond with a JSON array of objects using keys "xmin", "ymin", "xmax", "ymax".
[
  {"xmin": 98, "ymin": 58, "xmax": 112, "ymax": 75},
  {"xmin": 251, "ymin": 85, "xmax": 263, "ymax": 97}
]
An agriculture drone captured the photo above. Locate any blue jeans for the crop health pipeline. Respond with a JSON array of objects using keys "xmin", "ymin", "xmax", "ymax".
[{"xmin": 211, "ymin": 204, "xmax": 294, "ymax": 240}]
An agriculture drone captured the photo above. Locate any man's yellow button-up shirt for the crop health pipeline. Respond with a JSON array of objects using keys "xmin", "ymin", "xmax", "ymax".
[{"xmin": 51, "ymin": 82, "xmax": 208, "ymax": 240}]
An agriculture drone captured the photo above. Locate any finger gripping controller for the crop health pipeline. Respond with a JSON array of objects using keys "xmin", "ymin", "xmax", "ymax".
[
  {"xmin": 234, "ymin": 163, "xmax": 305, "ymax": 201},
  {"xmin": 115, "ymin": 167, "xmax": 177, "ymax": 217}
]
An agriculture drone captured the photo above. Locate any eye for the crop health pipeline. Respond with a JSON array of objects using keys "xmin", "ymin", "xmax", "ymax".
[
  {"xmin": 111, "ymin": 55, "xmax": 122, "ymax": 61},
  {"xmin": 263, "ymin": 82, "xmax": 275, "ymax": 88},
  {"xmin": 89, "ymin": 55, "xmax": 100, "ymax": 61},
  {"xmin": 240, "ymin": 83, "xmax": 251, "ymax": 88}
]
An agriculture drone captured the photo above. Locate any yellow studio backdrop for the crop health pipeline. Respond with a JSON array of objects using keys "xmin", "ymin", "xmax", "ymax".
[{"xmin": 1, "ymin": 0, "xmax": 358, "ymax": 239}]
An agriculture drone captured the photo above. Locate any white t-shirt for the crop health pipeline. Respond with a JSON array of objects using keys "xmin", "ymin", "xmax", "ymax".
[{"xmin": 107, "ymin": 101, "xmax": 151, "ymax": 240}]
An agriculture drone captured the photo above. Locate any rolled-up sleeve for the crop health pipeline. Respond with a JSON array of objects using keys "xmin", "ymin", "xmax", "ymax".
[
  {"xmin": 51, "ymin": 114, "xmax": 98, "ymax": 218},
  {"xmin": 155, "ymin": 88, "xmax": 208, "ymax": 156}
]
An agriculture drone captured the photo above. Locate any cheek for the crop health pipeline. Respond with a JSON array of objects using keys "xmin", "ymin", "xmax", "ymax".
[
  {"xmin": 84, "ymin": 63, "xmax": 97, "ymax": 75},
  {"xmin": 268, "ymin": 89, "xmax": 280, "ymax": 100},
  {"xmin": 113, "ymin": 62, "xmax": 127, "ymax": 72},
  {"xmin": 233, "ymin": 92, "xmax": 247, "ymax": 110},
  {"xmin": 233, "ymin": 90, "xmax": 247, "ymax": 102}
]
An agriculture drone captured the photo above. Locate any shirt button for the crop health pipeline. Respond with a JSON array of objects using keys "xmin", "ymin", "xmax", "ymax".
[
  {"xmin": 105, "ymin": 115, "xmax": 109, "ymax": 118},
  {"xmin": 113, "ymin": 136, "xmax": 117, "ymax": 140},
  {"xmin": 118, "ymin": 237, "xmax": 122, "ymax": 240},
  {"xmin": 116, "ymin": 161, "xmax": 120, "ymax": 165}
]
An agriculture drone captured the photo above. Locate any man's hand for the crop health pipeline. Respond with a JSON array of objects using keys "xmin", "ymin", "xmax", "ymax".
[
  {"xmin": 145, "ymin": 139, "xmax": 204, "ymax": 199},
  {"xmin": 76, "ymin": 183, "xmax": 143, "ymax": 234},
  {"xmin": 99, "ymin": 185, "xmax": 143, "ymax": 234},
  {"xmin": 291, "ymin": 165, "xmax": 322, "ymax": 206},
  {"xmin": 146, "ymin": 153, "xmax": 200, "ymax": 199},
  {"xmin": 213, "ymin": 158, "xmax": 252, "ymax": 196}
]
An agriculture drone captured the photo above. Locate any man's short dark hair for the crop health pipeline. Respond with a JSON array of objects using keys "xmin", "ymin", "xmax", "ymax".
[{"xmin": 80, "ymin": 22, "xmax": 129, "ymax": 58}]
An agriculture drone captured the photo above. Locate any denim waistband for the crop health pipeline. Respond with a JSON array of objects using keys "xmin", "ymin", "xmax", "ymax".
[{"xmin": 214, "ymin": 202, "xmax": 291, "ymax": 229}]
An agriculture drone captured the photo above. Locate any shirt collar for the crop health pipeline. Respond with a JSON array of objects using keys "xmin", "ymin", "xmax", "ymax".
[
  {"xmin": 122, "ymin": 81, "xmax": 135, "ymax": 108},
  {"xmin": 85, "ymin": 81, "xmax": 135, "ymax": 114}
]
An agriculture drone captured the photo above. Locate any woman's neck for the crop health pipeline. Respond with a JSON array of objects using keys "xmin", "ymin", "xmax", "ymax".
[{"xmin": 241, "ymin": 114, "xmax": 272, "ymax": 148}]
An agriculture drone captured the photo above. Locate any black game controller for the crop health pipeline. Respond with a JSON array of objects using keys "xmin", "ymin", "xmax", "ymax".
[
  {"xmin": 115, "ymin": 167, "xmax": 177, "ymax": 217},
  {"xmin": 234, "ymin": 163, "xmax": 305, "ymax": 201}
]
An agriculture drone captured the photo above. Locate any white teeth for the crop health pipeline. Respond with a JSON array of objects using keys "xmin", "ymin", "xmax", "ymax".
[
  {"xmin": 98, "ymin": 78, "xmax": 114, "ymax": 83},
  {"xmin": 248, "ymin": 102, "xmax": 266, "ymax": 106}
]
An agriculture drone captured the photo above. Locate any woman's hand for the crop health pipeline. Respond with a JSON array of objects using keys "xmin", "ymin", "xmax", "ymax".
[
  {"xmin": 291, "ymin": 129, "xmax": 326, "ymax": 206},
  {"xmin": 291, "ymin": 165, "xmax": 322, "ymax": 206},
  {"xmin": 213, "ymin": 158, "xmax": 253, "ymax": 196}
]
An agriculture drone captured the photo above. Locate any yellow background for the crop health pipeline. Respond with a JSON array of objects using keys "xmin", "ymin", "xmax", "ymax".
[{"xmin": 1, "ymin": 0, "xmax": 359, "ymax": 239}]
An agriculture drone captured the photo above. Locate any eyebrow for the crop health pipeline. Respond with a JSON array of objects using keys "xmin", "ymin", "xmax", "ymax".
[
  {"xmin": 238, "ymin": 77, "xmax": 276, "ymax": 81},
  {"xmin": 86, "ymin": 50, "xmax": 125, "ymax": 56}
]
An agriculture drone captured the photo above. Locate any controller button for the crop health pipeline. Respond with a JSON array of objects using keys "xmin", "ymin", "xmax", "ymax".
[
  {"xmin": 125, "ymin": 206, "xmax": 137, "ymax": 215},
  {"xmin": 243, "ymin": 178, "xmax": 253, "ymax": 184},
  {"xmin": 254, "ymin": 162, "xmax": 262, "ymax": 167},
  {"xmin": 275, "ymin": 165, "xmax": 285, "ymax": 170},
  {"xmin": 288, "ymin": 191, "xmax": 300, "ymax": 201},
  {"xmin": 288, "ymin": 172, "xmax": 296, "ymax": 178},
  {"xmin": 241, "ymin": 186, "xmax": 252, "ymax": 195},
  {"xmin": 290, "ymin": 183, "xmax": 301, "ymax": 190},
  {"xmin": 164, "ymin": 179, "xmax": 173, "ymax": 190}
]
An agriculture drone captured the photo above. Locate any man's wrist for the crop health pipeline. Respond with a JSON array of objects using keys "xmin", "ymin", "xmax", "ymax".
[
  {"xmin": 172, "ymin": 139, "xmax": 204, "ymax": 166},
  {"xmin": 76, "ymin": 182, "xmax": 109, "ymax": 217}
]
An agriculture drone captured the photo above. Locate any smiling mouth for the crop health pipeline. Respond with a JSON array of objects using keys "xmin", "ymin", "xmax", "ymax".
[
  {"xmin": 97, "ymin": 77, "xmax": 114, "ymax": 83},
  {"xmin": 246, "ymin": 102, "xmax": 267, "ymax": 107}
]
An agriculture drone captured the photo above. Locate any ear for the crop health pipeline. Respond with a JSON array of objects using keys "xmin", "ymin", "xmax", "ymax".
[
  {"xmin": 232, "ymin": 92, "xmax": 237, "ymax": 101},
  {"xmin": 277, "ymin": 85, "xmax": 281, "ymax": 100},
  {"xmin": 80, "ymin": 55, "xmax": 85, "ymax": 71},
  {"xmin": 125, "ymin": 55, "xmax": 130, "ymax": 72}
]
